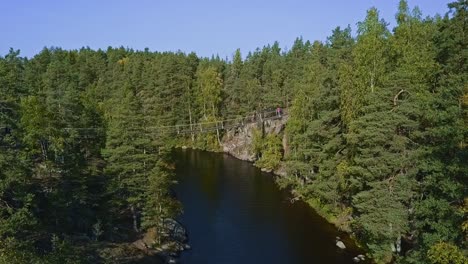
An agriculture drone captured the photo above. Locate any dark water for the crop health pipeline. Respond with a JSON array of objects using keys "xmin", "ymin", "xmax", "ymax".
[{"xmin": 173, "ymin": 149, "xmax": 365, "ymax": 264}]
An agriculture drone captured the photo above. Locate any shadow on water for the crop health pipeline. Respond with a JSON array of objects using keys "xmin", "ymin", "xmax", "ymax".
[{"xmin": 172, "ymin": 149, "xmax": 367, "ymax": 264}]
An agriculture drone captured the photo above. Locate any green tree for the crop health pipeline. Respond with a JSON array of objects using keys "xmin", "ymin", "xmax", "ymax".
[
  {"xmin": 103, "ymin": 84, "xmax": 153, "ymax": 232},
  {"xmin": 196, "ymin": 64, "xmax": 223, "ymax": 119},
  {"xmin": 340, "ymin": 8, "xmax": 390, "ymax": 124},
  {"xmin": 427, "ymin": 242, "xmax": 467, "ymax": 264}
]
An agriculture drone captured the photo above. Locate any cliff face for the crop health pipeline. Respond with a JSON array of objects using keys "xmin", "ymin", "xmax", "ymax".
[
  {"xmin": 220, "ymin": 116, "xmax": 288, "ymax": 170},
  {"xmin": 220, "ymin": 121, "xmax": 258, "ymax": 162}
]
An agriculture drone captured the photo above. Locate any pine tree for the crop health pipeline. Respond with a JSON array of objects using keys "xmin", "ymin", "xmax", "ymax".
[
  {"xmin": 103, "ymin": 81, "xmax": 153, "ymax": 232},
  {"xmin": 0, "ymin": 50, "xmax": 39, "ymax": 261},
  {"xmin": 223, "ymin": 49, "xmax": 244, "ymax": 116},
  {"xmin": 405, "ymin": 1, "xmax": 467, "ymax": 262}
]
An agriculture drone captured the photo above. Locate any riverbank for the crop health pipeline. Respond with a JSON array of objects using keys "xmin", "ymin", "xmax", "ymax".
[
  {"xmin": 216, "ymin": 150, "xmax": 369, "ymax": 263},
  {"xmin": 74, "ymin": 218, "xmax": 189, "ymax": 264}
]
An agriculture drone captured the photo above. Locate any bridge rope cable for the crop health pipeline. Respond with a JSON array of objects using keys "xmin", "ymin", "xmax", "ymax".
[
  {"xmin": 147, "ymin": 109, "xmax": 286, "ymax": 134},
  {"xmin": 4, "ymin": 108, "xmax": 287, "ymax": 135}
]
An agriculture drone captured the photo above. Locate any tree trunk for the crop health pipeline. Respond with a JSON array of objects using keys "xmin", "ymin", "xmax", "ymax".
[
  {"xmin": 188, "ymin": 104, "xmax": 194, "ymax": 142},
  {"xmin": 131, "ymin": 205, "xmax": 139, "ymax": 232},
  {"xmin": 212, "ymin": 103, "xmax": 221, "ymax": 144},
  {"xmin": 216, "ymin": 124, "xmax": 221, "ymax": 145},
  {"xmin": 40, "ymin": 139, "xmax": 48, "ymax": 161},
  {"xmin": 371, "ymin": 55, "xmax": 376, "ymax": 93},
  {"xmin": 203, "ymin": 102, "xmax": 207, "ymax": 120}
]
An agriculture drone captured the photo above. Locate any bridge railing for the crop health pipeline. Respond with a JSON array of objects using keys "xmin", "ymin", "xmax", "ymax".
[
  {"xmin": 175, "ymin": 108, "xmax": 287, "ymax": 135},
  {"xmin": 2, "ymin": 108, "xmax": 288, "ymax": 138}
]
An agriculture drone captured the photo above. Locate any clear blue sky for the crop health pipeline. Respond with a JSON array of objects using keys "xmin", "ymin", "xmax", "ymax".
[{"xmin": 1, "ymin": 0, "xmax": 450, "ymax": 59}]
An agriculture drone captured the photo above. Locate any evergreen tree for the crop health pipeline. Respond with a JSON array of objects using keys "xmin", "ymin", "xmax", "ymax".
[{"xmin": 340, "ymin": 8, "xmax": 390, "ymax": 124}]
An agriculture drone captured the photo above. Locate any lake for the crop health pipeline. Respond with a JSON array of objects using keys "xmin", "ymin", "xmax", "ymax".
[{"xmin": 173, "ymin": 149, "xmax": 365, "ymax": 264}]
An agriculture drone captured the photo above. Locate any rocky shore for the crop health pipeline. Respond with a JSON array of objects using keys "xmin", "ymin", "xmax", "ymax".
[{"xmin": 131, "ymin": 218, "xmax": 190, "ymax": 264}]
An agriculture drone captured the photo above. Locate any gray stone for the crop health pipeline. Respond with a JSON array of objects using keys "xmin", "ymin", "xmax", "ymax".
[
  {"xmin": 167, "ymin": 257, "xmax": 178, "ymax": 264},
  {"xmin": 336, "ymin": 240, "xmax": 346, "ymax": 249},
  {"xmin": 163, "ymin": 218, "xmax": 187, "ymax": 243},
  {"xmin": 220, "ymin": 115, "xmax": 288, "ymax": 162}
]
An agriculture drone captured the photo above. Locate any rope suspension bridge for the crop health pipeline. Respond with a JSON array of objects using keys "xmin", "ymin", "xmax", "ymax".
[
  {"xmin": 151, "ymin": 108, "xmax": 287, "ymax": 136},
  {"xmin": 1, "ymin": 108, "xmax": 288, "ymax": 139}
]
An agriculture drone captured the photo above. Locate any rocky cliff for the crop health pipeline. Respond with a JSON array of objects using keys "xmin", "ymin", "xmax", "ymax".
[{"xmin": 220, "ymin": 116, "xmax": 289, "ymax": 174}]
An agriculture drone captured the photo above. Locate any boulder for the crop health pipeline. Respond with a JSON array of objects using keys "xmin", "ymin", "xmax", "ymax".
[
  {"xmin": 167, "ymin": 257, "xmax": 178, "ymax": 264},
  {"xmin": 132, "ymin": 239, "xmax": 148, "ymax": 251},
  {"xmin": 163, "ymin": 218, "xmax": 187, "ymax": 243},
  {"xmin": 336, "ymin": 240, "xmax": 346, "ymax": 249}
]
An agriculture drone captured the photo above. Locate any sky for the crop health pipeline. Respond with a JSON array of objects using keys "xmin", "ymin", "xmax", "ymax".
[{"xmin": 1, "ymin": 0, "xmax": 451, "ymax": 59}]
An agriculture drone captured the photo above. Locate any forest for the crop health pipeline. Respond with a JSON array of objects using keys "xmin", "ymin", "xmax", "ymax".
[{"xmin": 0, "ymin": 0, "xmax": 466, "ymax": 263}]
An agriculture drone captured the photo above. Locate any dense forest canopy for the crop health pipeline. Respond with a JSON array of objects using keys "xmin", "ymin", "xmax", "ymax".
[{"xmin": 0, "ymin": 0, "xmax": 466, "ymax": 263}]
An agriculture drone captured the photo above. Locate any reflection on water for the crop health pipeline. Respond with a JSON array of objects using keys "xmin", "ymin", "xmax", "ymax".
[{"xmin": 173, "ymin": 149, "xmax": 365, "ymax": 264}]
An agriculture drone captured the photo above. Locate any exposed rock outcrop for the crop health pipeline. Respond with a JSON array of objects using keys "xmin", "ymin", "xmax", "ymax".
[
  {"xmin": 220, "ymin": 116, "xmax": 288, "ymax": 163},
  {"xmin": 221, "ymin": 121, "xmax": 258, "ymax": 162}
]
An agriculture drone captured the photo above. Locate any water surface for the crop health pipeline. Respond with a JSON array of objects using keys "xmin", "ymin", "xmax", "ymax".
[{"xmin": 174, "ymin": 149, "xmax": 364, "ymax": 264}]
